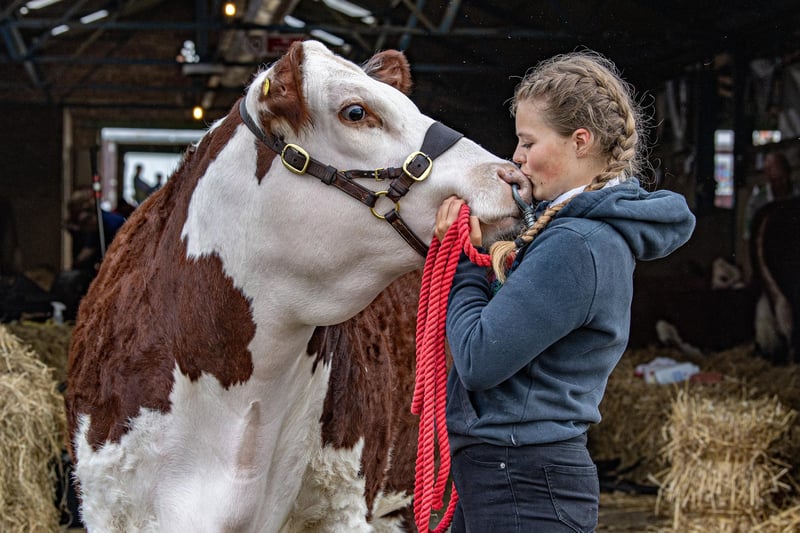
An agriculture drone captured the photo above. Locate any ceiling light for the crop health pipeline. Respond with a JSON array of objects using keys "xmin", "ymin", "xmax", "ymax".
[
  {"xmin": 283, "ymin": 15, "xmax": 306, "ymax": 28},
  {"xmin": 192, "ymin": 106, "xmax": 204, "ymax": 121},
  {"xmin": 310, "ymin": 29, "xmax": 345, "ymax": 47},
  {"xmin": 322, "ymin": 0, "xmax": 371, "ymax": 19},
  {"xmin": 80, "ymin": 10, "xmax": 108, "ymax": 24},
  {"xmin": 50, "ymin": 24, "xmax": 69, "ymax": 36},
  {"xmin": 223, "ymin": 2, "xmax": 236, "ymax": 17},
  {"xmin": 25, "ymin": 0, "xmax": 63, "ymax": 10}
]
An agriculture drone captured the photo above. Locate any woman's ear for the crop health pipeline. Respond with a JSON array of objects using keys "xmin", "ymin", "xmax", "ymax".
[{"xmin": 572, "ymin": 128, "xmax": 593, "ymax": 156}]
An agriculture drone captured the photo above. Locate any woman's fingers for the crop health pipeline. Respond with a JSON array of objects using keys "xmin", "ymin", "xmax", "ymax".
[
  {"xmin": 435, "ymin": 196, "xmax": 465, "ymax": 240},
  {"xmin": 468, "ymin": 215, "xmax": 483, "ymax": 247}
]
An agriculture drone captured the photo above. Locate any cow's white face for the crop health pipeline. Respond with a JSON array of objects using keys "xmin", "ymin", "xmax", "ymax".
[{"xmin": 189, "ymin": 40, "xmax": 522, "ymax": 325}]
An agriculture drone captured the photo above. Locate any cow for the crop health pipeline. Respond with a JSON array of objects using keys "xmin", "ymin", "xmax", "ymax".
[
  {"xmin": 289, "ymin": 270, "xmax": 422, "ymax": 531},
  {"xmin": 750, "ymin": 195, "xmax": 800, "ymax": 365},
  {"xmin": 65, "ymin": 39, "xmax": 528, "ymax": 532}
]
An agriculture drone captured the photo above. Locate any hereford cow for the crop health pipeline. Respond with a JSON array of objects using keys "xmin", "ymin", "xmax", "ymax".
[
  {"xmin": 66, "ymin": 40, "xmax": 528, "ymax": 532},
  {"xmin": 750, "ymin": 195, "xmax": 800, "ymax": 365}
]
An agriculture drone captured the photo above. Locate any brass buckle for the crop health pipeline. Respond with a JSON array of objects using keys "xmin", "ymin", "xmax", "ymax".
[
  {"xmin": 281, "ymin": 143, "xmax": 310, "ymax": 174},
  {"xmin": 370, "ymin": 190, "xmax": 401, "ymax": 219},
  {"xmin": 373, "ymin": 168, "xmax": 385, "ymax": 181},
  {"xmin": 403, "ymin": 152, "xmax": 432, "ymax": 182}
]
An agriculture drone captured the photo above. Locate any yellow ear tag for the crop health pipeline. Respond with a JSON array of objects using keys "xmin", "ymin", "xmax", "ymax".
[{"xmin": 263, "ymin": 79, "xmax": 270, "ymax": 96}]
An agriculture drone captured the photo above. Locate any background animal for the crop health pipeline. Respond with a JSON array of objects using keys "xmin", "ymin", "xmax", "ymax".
[
  {"xmin": 65, "ymin": 40, "xmax": 525, "ymax": 532},
  {"xmin": 750, "ymin": 196, "xmax": 800, "ymax": 365}
]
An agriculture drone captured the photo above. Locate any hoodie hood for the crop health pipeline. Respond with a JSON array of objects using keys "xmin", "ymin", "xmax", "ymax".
[{"xmin": 540, "ymin": 178, "xmax": 696, "ymax": 261}]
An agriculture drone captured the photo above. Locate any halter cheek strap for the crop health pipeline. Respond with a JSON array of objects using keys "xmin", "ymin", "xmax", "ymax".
[{"xmin": 238, "ymin": 97, "xmax": 463, "ymax": 257}]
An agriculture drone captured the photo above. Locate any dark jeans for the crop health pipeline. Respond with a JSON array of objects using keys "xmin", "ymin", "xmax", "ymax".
[{"xmin": 450, "ymin": 434, "xmax": 598, "ymax": 533}]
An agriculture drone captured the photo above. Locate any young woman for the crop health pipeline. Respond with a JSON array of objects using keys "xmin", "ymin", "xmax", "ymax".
[{"xmin": 435, "ymin": 51, "xmax": 696, "ymax": 532}]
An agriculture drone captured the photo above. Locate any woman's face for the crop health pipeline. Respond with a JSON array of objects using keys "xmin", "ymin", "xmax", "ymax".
[{"xmin": 512, "ymin": 99, "xmax": 595, "ymax": 202}]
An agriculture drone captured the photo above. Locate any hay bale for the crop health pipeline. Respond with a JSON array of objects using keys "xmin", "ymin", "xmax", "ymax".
[
  {"xmin": 656, "ymin": 387, "xmax": 797, "ymax": 531},
  {"xmin": 0, "ymin": 325, "xmax": 67, "ymax": 532},
  {"xmin": 752, "ymin": 504, "xmax": 800, "ymax": 532},
  {"xmin": 591, "ymin": 343, "xmax": 800, "ymax": 484},
  {"xmin": 590, "ymin": 346, "xmax": 693, "ymax": 484},
  {"xmin": 703, "ymin": 347, "xmax": 800, "ymax": 413},
  {"xmin": 4, "ymin": 321, "xmax": 72, "ymax": 384}
]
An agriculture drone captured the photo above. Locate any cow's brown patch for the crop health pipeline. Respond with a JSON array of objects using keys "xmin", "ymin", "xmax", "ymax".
[
  {"xmin": 310, "ymin": 271, "xmax": 421, "ymax": 522},
  {"xmin": 66, "ymin": 108, "xmax": 258, "ymax": 453},
  {"xmin": 259, "ymin": 41, "xmax": 310, "ymax": 135}
]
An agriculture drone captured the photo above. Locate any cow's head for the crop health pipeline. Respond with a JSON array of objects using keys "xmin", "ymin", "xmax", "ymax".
[
  {"xmin": 194, "ymin": 40, "xmax": 525, "ymax": 323},
  {"xmin": 247, "ymin": 41, "xmax": 521, "ymax": 243}
]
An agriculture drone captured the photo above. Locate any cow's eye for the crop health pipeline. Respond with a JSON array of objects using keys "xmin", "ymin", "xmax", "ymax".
[{"xmin": 341, "ymin": 104, "xmax": 367, "ymax": 122}]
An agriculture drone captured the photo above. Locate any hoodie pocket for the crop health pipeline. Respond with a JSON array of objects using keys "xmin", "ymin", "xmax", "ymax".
[{"xmin": 451, "ymin": 381, "xmax": 479, "ymax": 429}]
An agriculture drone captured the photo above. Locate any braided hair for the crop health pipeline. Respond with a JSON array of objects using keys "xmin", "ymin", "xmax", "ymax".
[{"xmin": 490, "ymin": 50, "xmax": 647, "ymax": 282}]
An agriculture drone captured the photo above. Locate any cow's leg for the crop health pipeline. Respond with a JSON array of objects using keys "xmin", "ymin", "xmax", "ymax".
[
  {"xmin": 790, "ymin": 283, "xmax": 800, "ymax": 364},
  {"xmin": 285, "ymin": 440, "xmax": 413, "ymax": 532},
  {"xmin": 369, "ymin": 489, "xmax": 414, "ymax": 533},
  {"xmin": 284, "ymin": 439, "xmax": 373, "ymax": 532},
  {"xmin": 755, "ymin": 292, "xmax": 785, "ymax": 361}
]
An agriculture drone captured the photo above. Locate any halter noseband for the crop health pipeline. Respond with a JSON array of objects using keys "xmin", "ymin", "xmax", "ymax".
[{"xmin": 238, "ymin": 98, "xmax": 463, "ymax": 257}]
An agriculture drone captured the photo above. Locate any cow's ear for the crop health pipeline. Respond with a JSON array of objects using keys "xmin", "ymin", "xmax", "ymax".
[
  {"xmin": 363, "ymin": 50, "xmax": 413, "ymax": 95},
  {"xmin": 259, "ymin": 41, "xmax": 310, "ymax": 133}
]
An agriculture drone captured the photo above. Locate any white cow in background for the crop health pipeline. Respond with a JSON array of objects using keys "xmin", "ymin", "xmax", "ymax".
[{"xmin": 66, "ymin": 40, "xmax": 528, "ymax": 532}]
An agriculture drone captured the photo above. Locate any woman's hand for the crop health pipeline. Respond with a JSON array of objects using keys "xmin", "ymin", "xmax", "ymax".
[{"xmin": 434, "ymin": 196, "xmax": 482, "ymax": 247}]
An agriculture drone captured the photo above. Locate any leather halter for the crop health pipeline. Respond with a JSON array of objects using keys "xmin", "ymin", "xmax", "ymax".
[{"xmin": 238, "ymin": 98, "xmax": 463, "ymax": 257}]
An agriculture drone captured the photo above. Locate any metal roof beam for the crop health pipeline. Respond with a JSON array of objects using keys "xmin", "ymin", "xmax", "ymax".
[
  {"xmin": 0, "ymin": 15, "xmax": 48, "ymax": 99},
  {"xmin": 5, "ymin": 17, "xmax": 573, "ymax": 38},
  {"xmin": 438, "ymin": 0, "xmax": 461, "ymax": 32},
  {"xmin": 27, "ymin": 0, "xmax": 92, "ymax": 55}
]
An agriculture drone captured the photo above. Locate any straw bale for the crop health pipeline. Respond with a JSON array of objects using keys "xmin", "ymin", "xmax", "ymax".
[
  {"xmin": 752, "ymin": 504, "xmax": 800, "ymax": 532},
  {"xmin": 656, "ymin": 387, "xmax": 796, "ymax": 530},
  {"xmin": 676, "ymin": 503, "xmax": 800, "ymax": 533},
  {"xmin": 590, "ymin": 346, "xmax": 694, "ymax": 484},
  {"xmin": 703, "ymin": 347, "xmax": 800, "ymax": 412},
  {"xmin": 0, "ymin": 325, "xmax": 67, "ymax": 532},
  {"xmin": 701, "ymin": 347, "xmax": 800, "ymax": 483},
  {"xmin": 678, "ymin": 512, "xmax": 760, "ymax": 533},
  {"xmin": 4, "ymin": 321, "xmax": 72, "ymax": 384},
  {"xmin": 591, "ymin": 343, "xmax": 800, "ymax": 484}
]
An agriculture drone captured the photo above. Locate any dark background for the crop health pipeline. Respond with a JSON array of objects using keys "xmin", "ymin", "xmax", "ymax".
[{"xmin": 2, "ymin": 0, "xmax": 800, "ymax": 347}]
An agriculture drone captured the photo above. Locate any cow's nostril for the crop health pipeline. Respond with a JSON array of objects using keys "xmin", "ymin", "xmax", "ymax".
[{"xmin": 499, "ymin": 166, "xmax": 532, "ymax": 204}]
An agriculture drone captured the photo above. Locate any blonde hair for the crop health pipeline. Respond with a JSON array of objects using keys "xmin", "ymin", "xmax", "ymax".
[{"xmin": 490, "ymin": 50, "xmax": 647, "ymax": 281}]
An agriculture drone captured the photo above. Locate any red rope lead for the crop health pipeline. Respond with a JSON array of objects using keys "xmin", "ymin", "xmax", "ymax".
[{"xmin": 413, "ymin": 205, "xmax": 491, "ymax": 532}]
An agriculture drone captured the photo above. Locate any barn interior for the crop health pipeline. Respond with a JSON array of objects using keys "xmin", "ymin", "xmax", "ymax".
[
  {"xmin": 2, "ymin": 0, "xmax": 800, "ymax": 339},
  {"xmin": 1, "ymin": 1, "xmax": 800, "ymax": 531}
]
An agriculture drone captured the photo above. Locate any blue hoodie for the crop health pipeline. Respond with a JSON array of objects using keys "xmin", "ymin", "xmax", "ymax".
[{"xmin": 445, "ymin": 179, "xmax": 696, "ymax": 452}]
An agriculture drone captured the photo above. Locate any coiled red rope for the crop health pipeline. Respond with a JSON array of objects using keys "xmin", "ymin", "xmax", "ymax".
[{"xmin": 412, "ymin": 204, "xmax": 491, "ymax": 532}]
